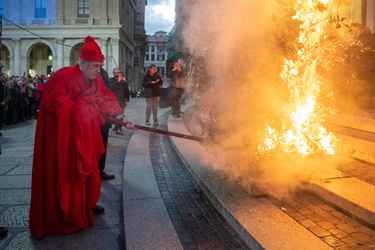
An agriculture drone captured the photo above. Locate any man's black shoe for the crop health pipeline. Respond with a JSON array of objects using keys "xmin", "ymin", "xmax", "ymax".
[
  {"xmin": 92, "ymin": 205, "xmax": 105, "ymax": 215},
  {"xmin": 101, "ymin": 173, "xmax": 115, "ymax": 180},
  {"xmin": 0, "ymin": 227, "xmax": 8, "ymax": 237}
]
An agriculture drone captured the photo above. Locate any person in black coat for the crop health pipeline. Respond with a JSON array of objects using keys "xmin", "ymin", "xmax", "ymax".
[
  {"xmin": 108, "ymin": 68, "xmax": 129, "ymax": 134},
  {"xmin": 142, "ymin": 64, "xmax": 163, "ymax": 125},
  {"xmin": 168, "ymin": 62, "xmax": 186, "ymax": 117}
]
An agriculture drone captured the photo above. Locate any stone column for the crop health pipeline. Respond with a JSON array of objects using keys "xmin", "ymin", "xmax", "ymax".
[
  {"xmin": 100, "ymin": 38, "xmax": 109, "ymax": 71},
  {"xmin": 56, "ymin": 0, "xmax": 64, "ymax": 25},
  {"xmin": 100, "ymin": 0, "xmax": 108, "ymax": 25},
  {"xmin": 110, "ymin": 38, "xmax": 120, "ymax": 71},
  {"xmin": 56, "ymin": 39, "xmax": 64, "ymax": 70},
  {"xmin": 13, "ymin": 39, "xmax": 21, "ymax": 76}
]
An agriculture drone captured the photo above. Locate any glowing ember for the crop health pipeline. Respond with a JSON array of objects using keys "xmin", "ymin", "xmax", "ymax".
[{"xmin": 259, "ymin": 0, "xmax": 336, "ymax": 155}]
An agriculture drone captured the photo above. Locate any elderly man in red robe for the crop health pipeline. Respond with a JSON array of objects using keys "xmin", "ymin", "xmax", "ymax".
[{"xmin": 29, "ymin": 36, "xmax": 135, "ymax": 239}]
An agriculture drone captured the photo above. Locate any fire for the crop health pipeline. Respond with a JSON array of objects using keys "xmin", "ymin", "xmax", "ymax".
[{"xmin": 259, "ymin": 0, "xmax": 336, "ymax": 155}]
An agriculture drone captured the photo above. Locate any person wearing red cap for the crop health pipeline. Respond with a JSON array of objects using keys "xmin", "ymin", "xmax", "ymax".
[{"xmin": 29, "ymin": 36, "xmax": 135, "ymax": 239}]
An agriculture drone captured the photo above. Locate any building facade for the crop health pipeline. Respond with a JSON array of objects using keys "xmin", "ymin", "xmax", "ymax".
[
  {"xmin": 1, "ymin": 0, "xmax": 147, "ymax": 90},
  {"xmin": 133, "ymin": 0, "xmax": 148, "ymax": 90},
  {"xmin": 144, "ymin": 30, "xmax": 168, "ymax": 77}
]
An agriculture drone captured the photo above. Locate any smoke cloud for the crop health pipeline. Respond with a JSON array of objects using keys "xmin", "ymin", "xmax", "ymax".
[{"xmin": 181, "ymin": 0, "xmax": 358, "ymax": 197}]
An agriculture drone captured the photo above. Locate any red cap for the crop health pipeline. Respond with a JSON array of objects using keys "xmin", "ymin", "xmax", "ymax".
[
  {"xmin": 79, "ymin": 36, "xmax": 105, "ymax": 63},
  {"xmin": 40, "ymin": 74, "xmax": 46, "ymax": 78}
]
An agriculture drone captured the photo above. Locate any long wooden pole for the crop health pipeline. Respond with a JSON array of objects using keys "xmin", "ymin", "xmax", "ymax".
[{"xmin": 107, "ymin": 118, "xmax": 205, "ymax": 142}]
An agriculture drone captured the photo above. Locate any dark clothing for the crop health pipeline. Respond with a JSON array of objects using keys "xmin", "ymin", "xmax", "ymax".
[
  {"xmin": 170, "ymin": 88, "xmax": 184, "ymax": 115},
  {"xmin": 142, "ymin": 73, "xmax": 163, "ymax": 98},
  {"xmin": 168, "ymin": 70, "xmax": 185, "ymax": 115},
  {"xmin": 108, "ymin": 77, "xmax": 129, "ymax": 108},
  {"xmin": 99, "ymin": 68, "xmax": 113, "ymax": 176},
  {"xmin": 98, "ymin": 124, "xmax": 110, "ymax": 176},
  {"xmin": 0, "ymin": 81, "xmax": 5, "ymax": 128}
]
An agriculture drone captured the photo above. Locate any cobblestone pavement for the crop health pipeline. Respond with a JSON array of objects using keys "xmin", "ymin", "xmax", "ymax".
[
  {"xmin": 271, "ymin": 191, "xmax": 375, "ymax": 249},
  {"xmin": 150, "ymin": 112, "xmax": 249, "ymax": 250}
]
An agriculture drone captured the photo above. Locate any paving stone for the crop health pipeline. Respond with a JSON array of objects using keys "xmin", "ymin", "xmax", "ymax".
[
  {"xmin": 0, "ymin": 189, "xmax": 30, "ymax": 204},
  {"xmin": 0, "ymin": 206, "xmax": 29, "ymax": 227},
  {"xmin": 329, "ymin": 228, "xmax": 349, "ymax": 239},
  {"xmin": 324, "ymin": 215, "xmax": 343, "ymax": 225},
  {"xmin": 316, "ymin": 221, "xmax": 335, "ymax": 230},
  {"xmin": 320, "ymin": 204, "xmax": 335, "ymax": 212},
  {"xmin": 0, "ymin": 157, "xmax": 32, "ymax": 166},
  {"xmin": 341, "ymin": 236, "xmax": 365, "ymax": 248},
  {"xmin": 286, "ymin": 212, "xmax": 307, "ymax": 221},
  {"xmin": 309, "ymin": 226, "xmax": 331, "ymax": 237},
  {"xmin": 0, "ymin": 165, "xmax": 16, "ymax": 175},
  {"xmin": 298, "ymin": 218, "xmax": 318, "ymax": 228},
  {"xmin": 306, "ymin": 213, "xmax": 324, "ymax": 222},
  {"xmin": 322, "ymin": 236, "xmax": 345, "ymax": 247},
  {"xmin": 337, "ymin": 223, "xmax": 359, "ymax": 234},
  {"xmin": 351, "ymin": 232, "xmax": 374, "ymax": 243},
  {"xmin": 356, "ymin": 225, "xmax": 375, "ymax": 237},
  {"xmin": 336, "ymin": 246, "xmax": 356, "ymax": 250},
  {"xmin": 6, "ymin": 165, "xmax": 32, "ymax": 175},
  {"xmin": 0, "ymin": 176, "xmax": 31, "ymax": 188},
  {"xmin": 299, "ymin": 208, "xmax": 314, "ymax": 215}
]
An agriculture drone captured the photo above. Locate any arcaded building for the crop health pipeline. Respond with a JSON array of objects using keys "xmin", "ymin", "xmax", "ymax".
[{"xmin": 1, "ymin": 0, "xmax": 147, "ymax": 90}]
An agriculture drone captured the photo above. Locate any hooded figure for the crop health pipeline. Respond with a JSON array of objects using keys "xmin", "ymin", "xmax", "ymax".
[{"xmin": 29, "ymin": 36, "xmax": 133, "ymax": 239}]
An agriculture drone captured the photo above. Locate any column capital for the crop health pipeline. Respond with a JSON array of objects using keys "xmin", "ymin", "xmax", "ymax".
[
  {"xmin": 56, "ymin": 38, "xmax": 64, "ymax": 45},
  {"xmin": 111, "ymin": 38, "xmax": 120, "ymax": 45},
  {"xmin": 12, "ymin": 39, "xmax": 21, "ymax": 45}
]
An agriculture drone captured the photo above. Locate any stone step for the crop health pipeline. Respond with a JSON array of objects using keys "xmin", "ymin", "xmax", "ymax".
[
  {"xmin": 324, "ymin": 114, "xmax": 375, "ymax": 165},
  {"xmin": 305, "ymin": 174, "xmax": 375, "ymax": 227}
]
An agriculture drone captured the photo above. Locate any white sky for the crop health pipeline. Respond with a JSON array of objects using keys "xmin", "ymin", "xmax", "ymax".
[{"xmin": 145, "ymin": 0, "xmax": 175, "ymax": 35}]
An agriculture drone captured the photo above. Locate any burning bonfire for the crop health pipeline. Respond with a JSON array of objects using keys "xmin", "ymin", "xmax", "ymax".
[{"xmin": 258, "ymin": 0, "xmax": 340, "ymax": 156}]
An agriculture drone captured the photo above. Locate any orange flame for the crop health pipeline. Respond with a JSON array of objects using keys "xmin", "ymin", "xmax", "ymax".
[{"xmin": 259, "ymin": 0, "xmax": 336, "ymax": 155}]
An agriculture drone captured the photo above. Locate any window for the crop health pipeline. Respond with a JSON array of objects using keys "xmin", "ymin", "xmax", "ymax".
[
  {"xmin": 35, "ymin": 0, "xmax": 46, "ymax": 18},
  {"xmin": 78, "ymin": 0, "xmax": 90, "ymax": 18},
  {"xmin": 151, "ymin": 46, "xmax": 155, "ymax": 52},
  {"xmin": 146, "ymin": 53, "xmax": 149, "ymax": 61},
  {"xmin": 157, "ymin": 67, "xmax": 164, "ymax": 76},
  {"xmin": 158, "ymin": 55, "xmax": 164, "ymax": 61},
  {"xmin": 151, "ymin": 54, "xmax": 155, "ymax": 61},
  {"xmin": 0, "ymin": 0, "xmax": 3, "ymax": 17},
  {"xmin": 158, "ymin": 46, "xmax": 164, "ymax": 52}
]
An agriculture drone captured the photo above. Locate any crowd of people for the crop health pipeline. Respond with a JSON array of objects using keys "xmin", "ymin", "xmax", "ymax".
[{"xmin": 0, "ymin": 73, "xmax": 49, "ymax": 133}]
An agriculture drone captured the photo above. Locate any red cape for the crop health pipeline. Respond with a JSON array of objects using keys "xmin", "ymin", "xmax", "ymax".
[{"xmin": 29, "ymin": 65, "xmax": 123, "ymax": 239}]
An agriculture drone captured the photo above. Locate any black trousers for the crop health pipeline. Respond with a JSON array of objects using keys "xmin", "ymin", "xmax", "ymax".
[
  {"xmin": 170, "ymin": 88, "xmax": 184, "ymax": 114},
  {"xmin": 0, "ymin": 104, "xmax": 4, "ymax": 129},
  {"xmin": 98, "ymin": 123, "xmax": 111, "ymax": 175}
]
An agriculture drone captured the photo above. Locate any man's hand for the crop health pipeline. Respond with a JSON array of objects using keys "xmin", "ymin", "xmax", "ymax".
[
  {"xmin": 123, "ymin": 117, "xmax": 136, "ymax": 130},
  {"xmin": 125, "ymin": 101, "xmax": 129, "ymax": 107},
  {"xmin": 119, "ymin": 76, "xmax": 127, "ymax": 82}
]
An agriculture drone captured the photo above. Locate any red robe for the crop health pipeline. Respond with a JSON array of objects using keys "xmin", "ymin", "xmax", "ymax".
[{"xmin": 29, "ymin": 65, "xmax": 123, "ymax": 239}]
